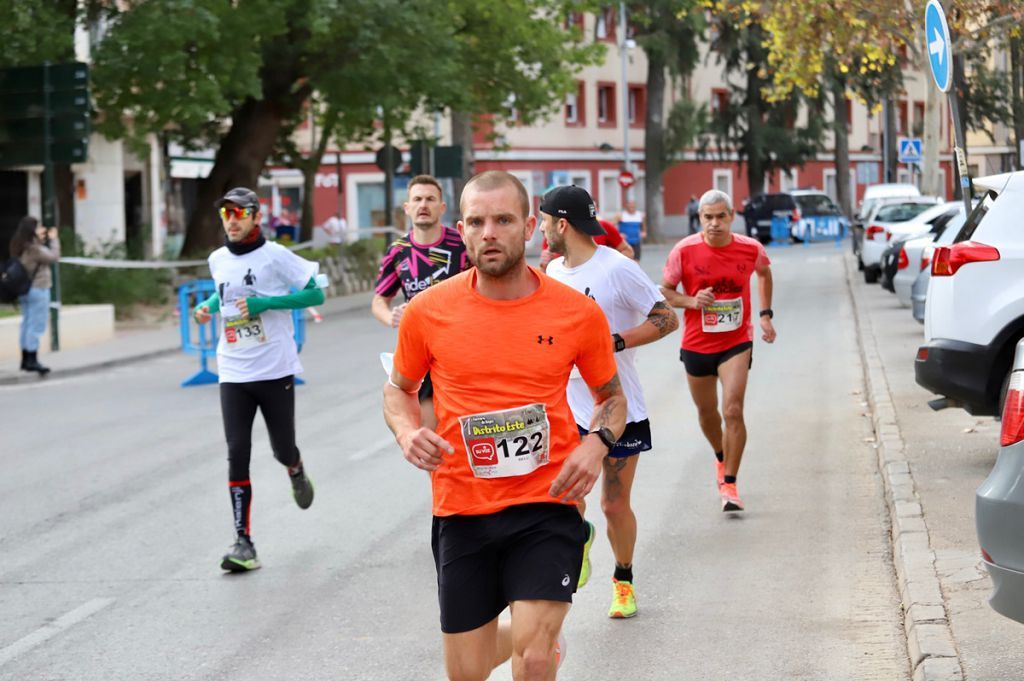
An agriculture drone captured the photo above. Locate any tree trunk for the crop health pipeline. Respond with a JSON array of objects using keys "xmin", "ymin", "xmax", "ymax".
[
  {"xmin": 744, "ymin": 27, "xmax": 766, "ymax": 199},
  {"xmin": 300, "ymin": 165, "xmax": 316, "ymax": 243},
  {"xmin": 181, "ymin": 88, "xmax": 310, "ymax": 256},
  {"xmin": 644, "ymin": 46, "xmax": 667, "ymax": 242},
  {"xmin": 450, "ymin": 111, "xmax": 475, "ymax": 211},
  {"xmin": 1010, "ymin": 35, "xmax": 1023, "ymax": 170},
  {"xmin": 884, "ymin": 97, "xmax": 898, "ymax": 182},
  {"xmin": 831, "ymin": 78, "xmax": 852, "ymax": 217}
]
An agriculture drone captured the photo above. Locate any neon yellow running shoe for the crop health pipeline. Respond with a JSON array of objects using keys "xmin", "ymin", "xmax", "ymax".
[
  {"xmin": 578, "ymin": 520, "xmax": 595, "ymax": 588},
  {"xmin": 608, "ymin": 578, "xmax": 637, "ymax": 618}
]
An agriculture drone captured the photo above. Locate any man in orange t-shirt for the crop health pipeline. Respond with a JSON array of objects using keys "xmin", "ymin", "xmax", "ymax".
[{"xmin": 383, "ymin": 170, "xmax": 626, "ymax": 681}]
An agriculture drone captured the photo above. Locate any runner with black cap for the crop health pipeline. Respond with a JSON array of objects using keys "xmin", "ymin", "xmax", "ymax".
[
  {"xmin": 193, "ymin": 187, "xmax": 325, "ymax": 572},
  {"xmin": 541, "ymin": 185, "xmax": 678, "ymax": 619}
]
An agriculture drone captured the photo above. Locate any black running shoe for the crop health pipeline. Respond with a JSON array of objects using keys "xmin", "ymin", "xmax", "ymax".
[
  {"xmin": 290, "ymin": 470, "xmax": 314, "ymax": 509},
  {"xmin": 221, "ymin": 535, "xmax": 260, "ymax": 572}
]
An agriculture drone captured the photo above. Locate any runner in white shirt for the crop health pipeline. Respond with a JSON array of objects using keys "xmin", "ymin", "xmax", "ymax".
[
  {"xmin": 541, "ymin": 185, "xmax": 678, "ymax": 619},
  {"xmin": 193, "ymin": 187, "xmax": 325, "ymax": 573}
]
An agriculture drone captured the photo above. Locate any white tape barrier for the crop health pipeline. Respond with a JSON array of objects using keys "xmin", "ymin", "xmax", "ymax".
[{"xmin": 58, "ymin": 240, "xmax": 317, "ymax": 269}]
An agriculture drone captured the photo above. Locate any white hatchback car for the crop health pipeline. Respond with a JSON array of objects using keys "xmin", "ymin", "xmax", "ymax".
[
  {"xmin": 860, "ymin": 197, "xmax": 942, "ymax": 282},
  {"xmin": 892, "ymin": 204, "xmax": 964, "ymax": 307},
  {"xmin": 916, "ymin": 172, "xmax": 1024, "ymax": 415}
]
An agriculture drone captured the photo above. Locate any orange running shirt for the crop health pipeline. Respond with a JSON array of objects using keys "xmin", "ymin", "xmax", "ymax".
[{"xmin": 394, "ymin": 266, "xmax": 618, "ymax": 517}]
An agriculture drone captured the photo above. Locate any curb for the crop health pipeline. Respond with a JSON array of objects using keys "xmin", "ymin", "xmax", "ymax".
[
  {"xmin": 844, "ymin": 256, "xmax": 964, "ymax": 681},
  {"xmin": 0, "ymin": 290, "xmax": 376, "ymax": 386}
]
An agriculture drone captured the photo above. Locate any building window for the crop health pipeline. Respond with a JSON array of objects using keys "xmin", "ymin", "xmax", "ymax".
[
  {"xmin": 565, "ymin": 81, "xmax": 585, "ymax": 126},
  {"xmin": 595, "ymin": 7, "xmax": 616, "ymax": 42},
  {"xmin": 897, "ymin": 100, "xmax": 908, "ymax": 136},
  {"xmin": 565, "ymin": 11, "xmax": 584, "ymax": 32},
  {"xmin": 913, "ymin": 101, "xmax": 925, "ymax": 137},
  {"xmin": 628, "ymin": 85, "xmax": 646, "ymax": 128},
  {"xmin": 710, "ymin": 88, "xmax": 730, "ymax": 116},
  {"xmin": 505, "ymin": 93, "xmax": 518, "ymax": 123},
  {"xmin": 597, "ymin": 83, "xmax": 616, "ymax": 127}
]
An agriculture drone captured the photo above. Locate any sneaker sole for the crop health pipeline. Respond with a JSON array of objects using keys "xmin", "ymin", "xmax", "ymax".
[
  {"xmin": 220, "ymin": 557, "xmax": 261, "ymax": 572},
  {"xmin": 293, "ymin": 477, "xmax": 314, "ymax": 510},
  {"xmin": 722, "ymin": 501, "xmax": 744, "ymax": 512},
  {"xmin": 609, "ymin": 609, "xmax": 638, "ymax": 619}
]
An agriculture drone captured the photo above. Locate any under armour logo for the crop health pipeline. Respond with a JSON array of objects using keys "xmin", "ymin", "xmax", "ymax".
[{"xmin": 537, "ymin": 335, "xmax": 554, "ymax": 345}]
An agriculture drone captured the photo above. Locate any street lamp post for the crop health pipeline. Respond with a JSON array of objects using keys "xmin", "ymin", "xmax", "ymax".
[{"xmin": 619, "ymin": 2, "xmax": 632, "ymax": 203}]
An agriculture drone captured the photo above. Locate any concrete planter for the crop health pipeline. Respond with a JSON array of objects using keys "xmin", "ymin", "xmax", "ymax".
[{"xmin": 0, "ymin": 304, "xmax": 115, "ymax": 361}]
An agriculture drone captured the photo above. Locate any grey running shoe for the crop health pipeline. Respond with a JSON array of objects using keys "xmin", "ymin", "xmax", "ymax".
[
  {"xmin": 290, "ymin": 471, "xmax": 314, "ymax": 509},
  {"xmin": 221, "ymin": 535, "xmax": 260, "ymax": 572}
]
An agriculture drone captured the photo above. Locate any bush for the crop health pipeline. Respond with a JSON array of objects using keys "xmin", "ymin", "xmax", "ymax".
[{"xmin": 59, "ymin": 229, "xmax": 173, "ymax": 318}]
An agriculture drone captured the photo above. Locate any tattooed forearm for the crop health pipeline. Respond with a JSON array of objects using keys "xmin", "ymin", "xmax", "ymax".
[
  {"xmin": 645, "ymin": 300, "xmax": 679, "ymax": 337},
  {"xmin": 589, "ymin": 372, "xmax": 626, "ymax": 438}
]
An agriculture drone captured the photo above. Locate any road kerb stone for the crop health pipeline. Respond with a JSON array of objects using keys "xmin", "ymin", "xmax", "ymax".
[{"xmin": 844, "ymin": 255, "xmax": 965, "ymax": 681}]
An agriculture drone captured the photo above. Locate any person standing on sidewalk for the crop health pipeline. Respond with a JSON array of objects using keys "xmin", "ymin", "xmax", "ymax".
[
  {"xmin": 660, "ymin": 189, "xmax": 776, "ymax": 512},
  {"xmin": 384, "ymin": 171, "xmax": 626, "ymax": 680},
  {"xmin": 372, "ymin": 175, "xmax": 469, "ymax": 428},
  {"xmin": 541, "ymin": 185, "xmax": 678, "ymax": 619},
  {"xmin": 8, "ymin": 216, "xmax": 59, "ymax": 375},
  {"xmin": 193, "ymin": 187, "xmax": 324, "ymax": 572},
  {"xmin": 616, "ymin": 199, "xmax": 646, "ymax": 261}
]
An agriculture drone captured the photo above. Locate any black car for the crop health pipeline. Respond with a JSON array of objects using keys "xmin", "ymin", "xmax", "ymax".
[{"xmin": 741, "ymin": 191, "xmax": 845, "ymax": 244}]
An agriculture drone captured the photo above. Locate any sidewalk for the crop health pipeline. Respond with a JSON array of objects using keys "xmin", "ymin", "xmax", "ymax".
[{"xmin": 0, "ymin": 291, "xmax": 375, "ymax": 386}]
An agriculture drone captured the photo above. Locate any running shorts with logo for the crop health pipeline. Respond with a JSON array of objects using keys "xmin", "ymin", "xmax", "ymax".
[
  {"xmin": 394, "ymin": 267, "xmax": 617, "ymax": 631},
  {"xmin": 662, "ymin": 233, "xmax": 770, "ymax": 357},
  {"xmin": 546, "ymin": 245, "xmax": 663, "ymax": 458},
  {"xmin": 375, "ymin": 225, "xmax": 468, "ymax": 404},
  {"xmin": 679, "ymin": 342, "xmax": 753, "ymax": 377}
]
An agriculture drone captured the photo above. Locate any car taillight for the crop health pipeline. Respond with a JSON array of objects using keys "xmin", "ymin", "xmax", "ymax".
[
  {"xmin": 886, "ymin": 231, "xmax": 893, "ymax": 241},
  {"xmin": 790, "ymin": 208, "xmax": 801, "ymax": 223},
  {"xmin": 921, "ymin": 254, "xmax": 930, "ymax": 271},
  {"xmin": 897, "ymin": 247, "xmax": 909, "ymax": 269},
  {"xmin": 916, "ymin": 347, "xmax": 928, "ymax": 361},
  {"xmin": 982, "ymin": 548, "xmax": 994, "ymax": 564},
  {"xmin": 931, "ymin": 241, "xmax": 1000, "ymax": 277},
  {"xmin": 866, "ymin": 225, "xmax": 884, "ymax": 240},
  {"xmin": 1001, "ymin": 371, "xmax": 1024, "ymax": 446}
]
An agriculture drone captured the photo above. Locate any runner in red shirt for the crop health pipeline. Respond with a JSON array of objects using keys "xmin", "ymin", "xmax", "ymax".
[{"xmin": 660, "ymin": 189, "xmax": 777, "ymax": 512}]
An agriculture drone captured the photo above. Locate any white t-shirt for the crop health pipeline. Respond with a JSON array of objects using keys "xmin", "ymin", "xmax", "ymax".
[
  {"xmin": 208, "ymin": 242, "xmax": 319, "ymax": 383},
  {"xmin": 546, "ymin": 245, "xmax": 663, "ymax": 426}
]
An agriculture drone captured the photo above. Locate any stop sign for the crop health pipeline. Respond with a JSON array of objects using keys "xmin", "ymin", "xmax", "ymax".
[{"xmin": 618, "ymin": 170, "xmax": 635, "ymax": 188}]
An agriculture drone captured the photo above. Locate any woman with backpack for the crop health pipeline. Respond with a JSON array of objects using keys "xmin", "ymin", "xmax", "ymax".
[{"xmin": 8, "ymin": 216, "xmax": 59, "ymax": 375}]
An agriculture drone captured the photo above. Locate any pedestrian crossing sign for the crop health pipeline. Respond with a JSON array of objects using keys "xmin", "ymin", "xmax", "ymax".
[{"xmin": 898, "ymin": 138, "xmax": 923, "ymax": 164}]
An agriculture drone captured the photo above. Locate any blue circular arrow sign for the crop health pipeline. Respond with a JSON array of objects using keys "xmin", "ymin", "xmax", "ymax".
[{"xmin": 925, "ymin": 0, "xmax": 952, "ymax": 92}]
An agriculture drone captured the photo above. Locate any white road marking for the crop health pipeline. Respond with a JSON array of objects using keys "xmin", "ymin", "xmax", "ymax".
[
  {"xmin": 0, "ymin": 597, "xmax": 115, "ymax": 667},
  {"xmin": 349, "ymin": 435, "xmax": 399, "ymax": 461}
]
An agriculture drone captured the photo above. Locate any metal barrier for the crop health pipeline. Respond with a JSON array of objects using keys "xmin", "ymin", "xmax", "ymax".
[
  {"xmin": 769, "ymin": 215, "xmax": 847, "ymax": 248},
  {"xmin": 178, "ymin": 279, "xmax": 307, "ymax": 388}
]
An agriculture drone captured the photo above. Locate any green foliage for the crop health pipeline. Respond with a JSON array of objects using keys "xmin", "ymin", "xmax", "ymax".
[
  {"xmin": 0, "ymin": 0, "xmax": 76, "ymax": 67},
  {"xmin": 962, "ymin": 50, "xmax": 1013, "ymax": 143},
  {"xmin": 663, "ymin": 97, "xmax": 710, "ymax": 166},
  {"xmin": 58, "ymin": 229, "xmax": 172, "ymax": 317}
]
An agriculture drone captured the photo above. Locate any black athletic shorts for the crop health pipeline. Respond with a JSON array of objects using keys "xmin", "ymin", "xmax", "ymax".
[
  {"xmin": 431, "ymin": 503, "xmax": 586, "ymax": 634},
  {"xmin": 418, "ymin": 371, "xmax": 433, "ymax": 402},
  {"xmin": 680, "ymin": 341, "xmax": 753, "ymax": 377},
  {"xmin": 576, "ymin": 419, "xmax": 652, "ymax": 458}
]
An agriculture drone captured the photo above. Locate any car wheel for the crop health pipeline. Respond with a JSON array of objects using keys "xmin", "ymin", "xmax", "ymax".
[
  {"xmin": 857, "ymin": 255, "xmax": 865, "ymax": 271},
  {"xmin": 864, "ymin": 267, "xmax": 879, "ymax": 284}
]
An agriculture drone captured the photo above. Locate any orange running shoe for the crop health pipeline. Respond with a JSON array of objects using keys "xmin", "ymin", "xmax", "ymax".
[
  {"xmin": 715, "ymin": 460, "xmax": 725, "ymax": 488},
  {"xmin": 720, "ymin": 482, "xmax": 744, "ymax": 512}
]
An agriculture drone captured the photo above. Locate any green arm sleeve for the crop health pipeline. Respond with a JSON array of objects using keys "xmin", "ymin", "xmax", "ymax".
[
  {"xmin": 246, "ymin": 277, "xmax": 325, "ymax": 317},
  {"xmin": 193, "ymin": 292, "xmax": 220, "ymax": 316}
]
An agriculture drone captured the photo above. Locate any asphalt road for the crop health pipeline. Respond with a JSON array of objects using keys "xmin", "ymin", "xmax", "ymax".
[{"xmin": 0, "ymin": 243, "xmax": 910, "ymax": 681}]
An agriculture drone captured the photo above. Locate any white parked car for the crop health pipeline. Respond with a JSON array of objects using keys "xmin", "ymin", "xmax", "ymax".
[
  {"xmin": 892, "ymin": 204, "xmax": 964, "ymax": 307},
  {"xmin": 860, "ymin": 197, "xmax": 942, "ymax": 282},
  {"xmin": 910, "ymin": 210, "xmax": 967, "ymax": 323},
  {"xmin": 916, "ymin": 172, "xmax": 1024, "ymax": 415},
  {"xmin": 853, "ymin": 183, "xmax": 922, "ymax": 260}
]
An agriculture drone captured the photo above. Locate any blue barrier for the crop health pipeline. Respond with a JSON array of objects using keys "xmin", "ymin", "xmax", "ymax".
[
  {"xmin": 178, "ymin": 279, "xmax": 308, "ymax": 388},
  {"xmin": 769, "ymin": 215, "xmax": 847, "ymax": 248}
]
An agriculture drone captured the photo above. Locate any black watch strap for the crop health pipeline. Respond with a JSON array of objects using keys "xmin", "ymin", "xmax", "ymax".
[
  {"xmin": 759, "ymin": 308, "xmax": 774, "ymax": 319},
  {"xmin": 612, "ymin": 333, "xmax": 626, "ymax": 352},
  {"xmin": 590, "ymin": 427, "xmax": 617, "ymax": 452}
]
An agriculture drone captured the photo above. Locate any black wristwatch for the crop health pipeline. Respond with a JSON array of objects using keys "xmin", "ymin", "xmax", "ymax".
[
  {"xmin": 590, "ymin": 427, "xmax": 617, "ymax": 452},
  {"xmin": 759, "ymin": 308, "xmax": 774, "ymax": 319},
  {"xmin": 612, "ymin": 333, "xmax": 626, "ymax": 353}
]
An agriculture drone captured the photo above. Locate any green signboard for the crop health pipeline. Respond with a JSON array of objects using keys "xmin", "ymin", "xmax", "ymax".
[
  {"xmin": 0, "ymin": 62, "xmax": 88, "ymax": 94},
  {"xmin": 0, "ymin": 141, "xmax": 88, "ymax": 165},
  {"xmin": 0, "ymin": 62, "xmax": 90, "ymax": 168}
]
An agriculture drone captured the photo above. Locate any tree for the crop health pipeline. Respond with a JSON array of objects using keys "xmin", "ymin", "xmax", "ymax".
[
  {"xmin": 90, "ymin": 0, "xmax": 601, "ymax": 255},
  {"xmin": 704, "ymin": 0, "xmax": 826, "ymax": 201},
  {"xmin": 628, "ymin": 0, "xmax": 704, "ymax": 242}
]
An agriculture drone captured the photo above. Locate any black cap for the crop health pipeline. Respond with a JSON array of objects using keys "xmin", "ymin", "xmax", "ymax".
[
  {"xmin": 539, "ymin": 185, "xmax": 604, "ymax": 236},
  {"xmin": 215, "ymin": 187, "xmax": 260, "ymax": 211}
]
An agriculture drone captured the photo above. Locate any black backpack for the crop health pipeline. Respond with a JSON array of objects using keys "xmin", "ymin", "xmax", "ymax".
[{"xmin": 0, "ymin": 257, "xmax": 36, "ymax": 303}]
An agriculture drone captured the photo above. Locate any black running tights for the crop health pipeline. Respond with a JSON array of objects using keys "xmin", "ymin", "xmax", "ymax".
[{"xmin": 219, "ymin": 376, "xmax": 301, "ymax": 482}]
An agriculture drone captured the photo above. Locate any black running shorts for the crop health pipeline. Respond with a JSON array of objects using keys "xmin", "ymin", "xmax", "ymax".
[
  {"xmin": 431, "ymin": 503, "xmax": 586, "ymax": 634},
  {"xmin": 576, "ymin": 419, "xmax": 652, "ymax": 459},
  {"xmin": 680, "ymin": 341, "xmax": 753, "ymax": 378}
]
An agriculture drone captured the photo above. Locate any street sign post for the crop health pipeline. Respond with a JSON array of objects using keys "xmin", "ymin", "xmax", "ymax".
[
  {"xmin": 0, "ymin": 61, "xmax": 91, "ymax": 352},
  {"xmin": 925, "ymin": 0, "xmax": 970, "ymax": 214}
]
